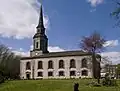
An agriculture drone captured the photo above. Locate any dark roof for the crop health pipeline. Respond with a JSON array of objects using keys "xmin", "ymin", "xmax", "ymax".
[{"xmin": 21, "ymin": 50, "xmax": 94, "ymax": 60}]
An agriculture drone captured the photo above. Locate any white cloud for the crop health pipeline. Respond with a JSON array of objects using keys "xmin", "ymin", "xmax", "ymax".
[
  {"xmin": 0, "ymin": 0, "xmax": 49, "ymax": 39},
  {"xmin": 87, "ymin": 0, "xmax": 104, "ymax": 7},
  {"xmin": 30, "ymin": 45, "xmax": 33, "ymax": 50},
  {"xmin": 10, "ymin": 47, "xmax": 30, "ymax": 57},
  {"xmin": 11, "ymin": 46, "xmax": 65, "ymax": 57},
  {"xmin": 30, "ymin": 45, "xmax": 65, "ymax": 52},
  {"xmin": 103, "ymin": 40, "xmax": 119, "ymax": 47},
  {"xmin": 8, "ymin": 47, "xmax": 13, "ymax": 50},
  {"xmin": 48, "ymin": 46, "xmax": 65, "ymax": 52},
  {"xmin": 13, "ymin": 50, "xmax": 30, "ymax": 57},
  {"xmin": 101, "ymin": 52, "xmax": 120, "ymax": 64}
]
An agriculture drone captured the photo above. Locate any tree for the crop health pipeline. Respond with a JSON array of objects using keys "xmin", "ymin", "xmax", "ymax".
[
  {"xmin": 116, "ymin": 64, "xmax": 120, "ymax": 78},
  {"xmin": 80, "ymin": 31, "xmax": 106, "ymax": 80},
  {"xmin": 0, "ymin": 44, "xmax": 20, "ymax": 82}
]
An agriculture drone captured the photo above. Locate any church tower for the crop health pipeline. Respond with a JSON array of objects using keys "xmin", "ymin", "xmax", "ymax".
[{"xmin": 30, "ymin": 5, "xmax": 49, "ymax": 57}]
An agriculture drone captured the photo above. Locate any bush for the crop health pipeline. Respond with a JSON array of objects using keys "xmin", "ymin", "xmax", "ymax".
[
  {"xmin": 87, "ymin": 80, "xmax": 101, "ymax": 87},
  {"xmin": 102, "ymin": 78, "xmax": 117, "ymax": 86},
  {"xmin": 0, "ymin": 74, "xmax": 4, "ymax": 84},
  {"xmin": 102, "ymin": 73, "xmax": 117, "ymax": 86}
]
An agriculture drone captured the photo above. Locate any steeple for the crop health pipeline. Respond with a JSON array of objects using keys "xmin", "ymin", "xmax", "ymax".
[
  {"xmin": 36, "ymin": 5, "xmax": 45, "ymax": 33},
  {"xmin": 31, "ymin": 3, "xmax": 49, "ymax": 57}
]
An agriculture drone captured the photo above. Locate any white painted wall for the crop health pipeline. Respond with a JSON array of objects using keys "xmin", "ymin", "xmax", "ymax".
[{"xmin": 20, "ymin": 55, "xmax": 93, "ymax": 79}]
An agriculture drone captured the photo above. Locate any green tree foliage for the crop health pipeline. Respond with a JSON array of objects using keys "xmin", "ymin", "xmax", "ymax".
[
  {"xmin": 80, "ymin": 31, "xmax": 106, "ymax": 80},
  {"xmin": 116, "ymin": 64, "xmax": 120, "ymax": 78},
  {"xmin": 0, "ymin": 44, "xmax": 21, "ymax": 83},
  {"xmin": 102, "ymin": 73, "xmax": 117, "ymax": 86}
]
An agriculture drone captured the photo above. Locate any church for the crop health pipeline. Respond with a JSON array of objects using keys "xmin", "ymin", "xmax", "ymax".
[{"xmin": 20, "ymin": 5, "xmax": 101, "ymax": 79}]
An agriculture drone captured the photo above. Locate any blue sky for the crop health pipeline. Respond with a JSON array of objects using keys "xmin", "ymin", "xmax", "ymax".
[
  {"xmin": 43, "ymin": 0, "xmax": 120, "ymax": 51},
  {"xmin": 0, "ymin": 0, "xmax": 120, "ymax": 63}
]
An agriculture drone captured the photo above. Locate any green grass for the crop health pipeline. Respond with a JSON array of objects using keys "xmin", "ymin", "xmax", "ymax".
[{"xmin": 0, "ymin": 79, "xmax": 120, "ymax": 91}]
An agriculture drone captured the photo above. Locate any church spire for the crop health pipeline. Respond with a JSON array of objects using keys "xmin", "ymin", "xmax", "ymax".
[
  {"xmin": 36, "ymin": 5, "xmax": 45, "ymax": 32},
  {"xmin": 32, "ymin": 3, "xmax": 49, "ymax": 55}
]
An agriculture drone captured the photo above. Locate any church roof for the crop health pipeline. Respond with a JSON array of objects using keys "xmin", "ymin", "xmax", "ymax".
[{"xmin": 21, "ymin": 50, "xmax": 98, "ymax": 60}]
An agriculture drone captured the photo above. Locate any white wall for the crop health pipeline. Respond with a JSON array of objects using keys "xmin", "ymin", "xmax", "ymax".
[{"xmin": 20, "ymin": 55, "xmax": 93, "ymax": 79}]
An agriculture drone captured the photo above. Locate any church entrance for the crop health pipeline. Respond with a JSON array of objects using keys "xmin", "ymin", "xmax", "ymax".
[{"xmin": 26, "ymin": 72, "xmax": 31, "ymax": 79}]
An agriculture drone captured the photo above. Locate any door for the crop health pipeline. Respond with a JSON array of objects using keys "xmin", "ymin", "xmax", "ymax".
[{"xmin": 26, "ymin": 72, "xmax": 31, "ymax": 79}]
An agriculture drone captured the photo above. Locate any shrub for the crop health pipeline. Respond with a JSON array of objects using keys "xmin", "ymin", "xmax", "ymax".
[
  {"xmin": 87, "ymin": 80, "xmax": 101, "ymax": 87},
  {"xmin": 0, "ymin": 74, "xmax": 4, "ymax": 84},
  {"xmin": 102, "ymin": 73, "xmax": 117, "ymax": 86}
]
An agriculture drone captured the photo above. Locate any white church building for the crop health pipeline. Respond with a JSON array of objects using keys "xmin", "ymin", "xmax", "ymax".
[{"xmin": 20, "ymin": 5, "xmax": 101, "ymax": 79}]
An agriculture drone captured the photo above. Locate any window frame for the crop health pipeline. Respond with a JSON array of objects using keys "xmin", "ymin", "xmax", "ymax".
[
  {"xmin": 48, "ymin": 60, "xmax": 53, "ymax": 69},
  {"xmin": 81, "ymin": 70, "xmax": 88, "ymax": 76},
  {"xmin": 81, "ymin": 58, "xmax": 88, "ymax": 68},
  {"xmin": 48, "ymin": 71, "xmax": 53, "ymax": 77},
  {"xmin": 26, "ymin": 62, "xmax": 31, "ymax": 70},
  {"xmin": 70, "ymin": 59, "xmax": 76, "ymax": 68},
  {"xmin": 38, "ymin": 61, "xmax": 43, "ymax": 69},
  {"xmin": 37, "ymin": 72, "xmax": 43, "ymax": 77},
  {"xmin": 59, "ymin": 71, "xmax": 65, "ymax": 76},
  {"xmin": 59, "ymin": 60, "xmax": 64, "ymax": 69}
]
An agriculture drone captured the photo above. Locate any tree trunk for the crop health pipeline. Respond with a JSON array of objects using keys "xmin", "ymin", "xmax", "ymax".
[
  {"xmin": 92, "ymin": 52, "xmax": 97, "ymax": 79},
  {"xmin": 97, "ymin": 78, "xmax": 100, "ymax": 84},
  {"xmin": 92, "ymin": 52, "xmax": 101, "ymax": 84}
]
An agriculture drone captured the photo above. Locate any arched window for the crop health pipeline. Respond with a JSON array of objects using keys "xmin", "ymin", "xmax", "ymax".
[
  {"xmin": 81, "ymin": 70, "xmax": 88, "ymax": 76},
  {"xmin": 48, "ymin": 60, "xmax": 53, "ymax": 69},
  {"xmin": 59, "ymin": 71, "xmax": 64, "ymax": 76},
  {"xmin": 38, "ymin": 61, "xmax": 43, "ymax": 69},
  {"xmin": 70, "ymin": 59, "xmax": 76, "ymax": 68},
  {"xmin": 59, "ymin": 60, "xmax": 64, "ymax": 68},
  {"xmin": 81, "ymin": 58, "xmax": 88, "ymax": 68},
  {"xmin": 26, "ymin": 62, "xmax": 31, "ymax": 70}
]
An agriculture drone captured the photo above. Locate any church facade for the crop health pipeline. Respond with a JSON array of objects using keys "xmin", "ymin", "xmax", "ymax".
[{"xmin": 20, "ymin": 5, "xmax": 100, "ymax": 79}]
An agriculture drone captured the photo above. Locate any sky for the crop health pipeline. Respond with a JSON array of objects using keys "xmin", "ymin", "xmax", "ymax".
[{"xmin": 0, "ymin": 0, "xmax": 120, "ymax": 64}]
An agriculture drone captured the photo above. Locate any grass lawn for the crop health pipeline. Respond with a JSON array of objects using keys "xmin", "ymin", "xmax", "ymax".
[{"xmin": 0, "ymin": 79, "xmax": 120, "ymax": 91}]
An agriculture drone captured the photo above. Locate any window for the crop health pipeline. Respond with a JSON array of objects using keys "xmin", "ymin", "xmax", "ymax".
[
  {"xmin": 36, "ymin": 42, "xmax": 39, "ymax": 48},
  {"xmin": 70, "ymin": 71, "xmax": 76, "ymax": 76},
  {"xmin": 26, "ymin": 62, "xmax": 31, "ymax": 70},
  {"xmin": 81, "ymin": 70, "xmax": 88, "ymax": 76},
  {"xmin": 70, "ymin": 59, "xmax": 76, "ymax": 68},
  {"xmin": 59, "ymin": 71, "xmax": 64, "ymax": 76},
  {"xmin": 59, "ymin": 60, "xmax": 64, "ymax": 68},
  {"xmin": 38, "ymin": 61, "xmax": 43, "ymax": 69},
  {"xmin": 81, "ymin": 58, "xmax": 87, "ymax": 68},
  {"xmin": 38, "ymin": 72, "xmax": 43, "ymax": 77},
  {"xmin": 48, "ymin": 60, "xmax": 53, "ymax": 69},
  {"xmin": 48, "ymin": 72, "xmax": 53, "ymax": 76}
]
